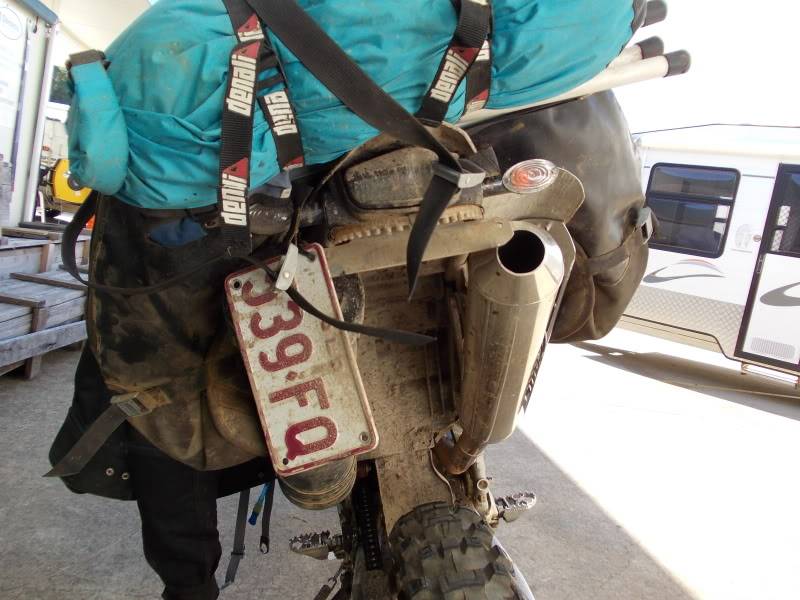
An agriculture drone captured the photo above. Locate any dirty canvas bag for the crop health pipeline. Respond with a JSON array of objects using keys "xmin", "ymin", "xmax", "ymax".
[
  {"xmin": 470, "ymin": 90, "xmax": 654, "ymax": 342},
  {"xmin": 47, "ymin": 193, "xmax": 367, "ymax": 481},
  {"xmin": 56, "ymin": 195, "xmax": 268, "ymax": 473}
]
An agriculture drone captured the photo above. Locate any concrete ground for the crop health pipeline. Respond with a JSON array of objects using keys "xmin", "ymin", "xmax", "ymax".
[{"xmin": 1, "ymin": 328, "xmax": 798, "ymax": 600}]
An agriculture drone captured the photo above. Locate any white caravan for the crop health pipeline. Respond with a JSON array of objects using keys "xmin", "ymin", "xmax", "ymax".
[{"xmin": 621, "ymin": 125, "xmax": 800, "ymax": 378}]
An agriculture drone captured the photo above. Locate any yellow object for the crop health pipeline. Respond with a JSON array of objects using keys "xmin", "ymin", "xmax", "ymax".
[{"xmin": 52, "ymin": 159, "xmax": 92, "ymax": 205}]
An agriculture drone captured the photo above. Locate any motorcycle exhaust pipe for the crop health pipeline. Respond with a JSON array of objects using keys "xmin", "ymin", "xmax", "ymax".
[
  {"xmin": 436, "ymin": 222, "xmax": 565, "ymax": 475},
  {"xmin": 278, "ymin": 456, "xmax": 357, "ymax": 510}
]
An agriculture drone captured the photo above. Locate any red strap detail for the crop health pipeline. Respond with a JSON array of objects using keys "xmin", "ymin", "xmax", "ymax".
[
  {"xmin": 238, "ymin": 13, "xmax": 260, "ymax": 35},
  {"xmin": 224, "ymin": 158, "xmax": 250, "ymax": 178},
  {"xmin": 235, "ymin": 42, "xmax": 261, "ymax": 60}
]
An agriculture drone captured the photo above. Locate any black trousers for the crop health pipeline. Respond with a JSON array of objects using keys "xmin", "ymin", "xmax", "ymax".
[
  {"xmin": 128, "ymin": 435, "xmax": 222, "ymax": 600},
  {"xmin": 128, "ymin": 432, "xmax": 274, "ymax": 600},
  {"xmin": 57, "ymin": 349, "xmax": 273, "ymax": 600}
]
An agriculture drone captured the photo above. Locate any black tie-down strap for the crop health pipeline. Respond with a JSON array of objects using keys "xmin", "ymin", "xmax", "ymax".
[
  {"xmin": 222, "ymin": 481, "xmax": 275, "ymax": 588},
  {"xmin": 240, "ymin": 256, "xmax": 434, "ymax": 346},
  {"xmin": 44, "ymin": 393, "xmax": 162, "ymax": 478},
  {"xmin": 222, "ymin": 0, "xmax": 305, "ymax": 172},
  {"xmin": 223, "ymin": 488, "xmax": 252, "ymax": 589},
  {"xmin": 256, "ymin": 68, "xmax": 305, "ymax": 171},
  {"xmin": 61, "ymin": 195, "xmax": 433, "ymax": 347},
  {"xmin": 416, "ymin": 0, "xmax": 492, "ymax": 125},
  {"xmin": 585, "ymin": 208, "xmax": 656, "ymax": 275},
  {"xmin": 464, "ymin": 18, "xmax": 493, "ymax": 113},
  {"xmin": 242, "ymin": 0, "xmax": 487, "ymax": 297},
  {"xmin": 62, "ymin": 194, "xmax": 230, "ymax": 296},
  {"xmin": 217, "ymin": 12, "xmax": 267, "ymax": 258}
]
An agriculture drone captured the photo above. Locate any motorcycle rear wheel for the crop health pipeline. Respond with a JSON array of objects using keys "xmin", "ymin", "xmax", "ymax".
[{"xmin": 389, "ymin": 502, "xmax": 534, "ymax": 600}]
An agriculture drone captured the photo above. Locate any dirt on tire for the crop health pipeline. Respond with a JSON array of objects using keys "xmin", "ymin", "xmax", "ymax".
[{"xmin": 389, "ymin": 502, "xmax": 534, "ymax": 600}]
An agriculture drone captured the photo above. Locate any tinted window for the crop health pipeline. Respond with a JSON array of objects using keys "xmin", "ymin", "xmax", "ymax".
[
  {"xmin": 646, "ymin": 164, "xmax": 739, "ymax": 257},
  {"xmin": 650, "ymin": 165, "xmax": 738, "ymax": 200},
  {"xmin": 770, "ymin": 173, "xmax": 800, "ymax": 256}
]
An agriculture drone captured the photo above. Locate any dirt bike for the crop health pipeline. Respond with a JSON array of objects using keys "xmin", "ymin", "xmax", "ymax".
[
  {"xmin": 221, "ymin": 14, "xmax": 685, "ymax": 599},
  {"xmin": 222, "ymin": 113, "xmax": 589, "ymax": 600}
]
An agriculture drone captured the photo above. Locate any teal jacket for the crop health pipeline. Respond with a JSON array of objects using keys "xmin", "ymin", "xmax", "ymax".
[{"xmin": 68, "ymin": 0, "xmax": 637, "ymax": 210}]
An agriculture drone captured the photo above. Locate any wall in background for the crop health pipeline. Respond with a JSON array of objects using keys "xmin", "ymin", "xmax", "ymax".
[{"xmin": 0, "ymin": 0, "xmax": 49, "ymax": 226}]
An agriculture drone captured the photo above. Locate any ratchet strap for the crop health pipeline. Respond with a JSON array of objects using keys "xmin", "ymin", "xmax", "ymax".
[
  {"xmin": 416, "ymin": 0, "xmax": 492, "ymax": 125},
  {"xmin": 242, "ymin": 0, "xmax": 486, "ymax": 297}
]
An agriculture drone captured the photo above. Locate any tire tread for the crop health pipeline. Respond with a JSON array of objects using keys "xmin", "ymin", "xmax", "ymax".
[{"xmin": 389, "ymin": 502, "xmax": 533, "ymax": 600}]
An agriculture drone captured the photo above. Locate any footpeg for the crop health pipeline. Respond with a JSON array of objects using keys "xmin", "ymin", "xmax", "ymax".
[
  {"xmin": 496, "ymin": 492, "xmax": 537, "ymax": 523},
  {"xmin": 290, "ymin": 530, "xmax": 346, "ymax": 561}
]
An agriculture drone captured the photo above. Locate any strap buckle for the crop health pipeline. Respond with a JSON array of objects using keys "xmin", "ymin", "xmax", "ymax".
[
  {"xmin": 432, "ymin": 161, "xmax": 486, "ymax": 189},
  {"xmin": 67, "ymin": 49, "xmax": 106, "ymax": 69},
  {"xmin": 111, "ymin": 393, "xmax": 152, "ymax": 418},
  {"xmin": 637, "ymin": 207, "xmax": 655, "ymax": 243},
  {"xmin": 66, "ymin": 50, "xmax": 109, "ymax": 85}
]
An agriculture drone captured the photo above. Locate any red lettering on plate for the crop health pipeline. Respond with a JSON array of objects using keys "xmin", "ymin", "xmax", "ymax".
[
  {"xmin": 269, "ymin": 377, "xmax": 329, "ymax": 409},
  {"xmin": 284, "ymin": 416, "xmax": 338, "ymax": 461},
  {"xmin": 250, "ymin": 300, "xmax": 303, "ymax": 339},
  {"xmin": 259, "ymin": 333, "xmax": 313, "ymax": 372},
  {"xmin": 241, "ymin": 279, "xmax": 277, "ymax": 307}
]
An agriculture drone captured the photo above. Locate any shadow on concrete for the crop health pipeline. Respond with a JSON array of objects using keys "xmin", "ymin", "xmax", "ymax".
[
  {"xmin": 1, "ymin": 350, "xmax": 695, "ymax": 600},
  {"xmin": 574, "ymin": 341, "xmax": 800, "ymax": 422},
  {"xmin": 486, "ymin": 431, "xmax": 696, "ymax": 600}
]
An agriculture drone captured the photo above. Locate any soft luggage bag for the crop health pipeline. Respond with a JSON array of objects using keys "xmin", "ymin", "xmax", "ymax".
[
  {"xmin": 470, "ymin": 91, "xmax": 653, "ymax": 342},
  {"xmin": 67, "ymin": 0, "xmax": 647, "ymax": 211}
]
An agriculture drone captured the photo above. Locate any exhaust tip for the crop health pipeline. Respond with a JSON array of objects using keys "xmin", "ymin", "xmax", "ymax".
[{"xmin": 497, "ymin": 230, "xmax": 546, "ymax": 275}]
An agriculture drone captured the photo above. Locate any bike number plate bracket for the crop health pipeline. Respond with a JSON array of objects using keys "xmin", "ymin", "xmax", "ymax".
[{"xmin": 225, "ymin": 244, "xmax": 378, "ymax": 476}]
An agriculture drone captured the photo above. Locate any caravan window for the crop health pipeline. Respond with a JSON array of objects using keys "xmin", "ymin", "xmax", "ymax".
[
  {"xmin": 646, "ymin": 164, "xmax": 740, "ymax": 257},
  {"xmin": 769, "ymin": 173, "xmax": 800, "ymax": 257}
]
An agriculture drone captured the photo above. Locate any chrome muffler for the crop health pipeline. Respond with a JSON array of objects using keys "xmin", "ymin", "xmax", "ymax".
[{"xmin": 437, "ymin": 222, "xmax": 565, "ymax": 474}]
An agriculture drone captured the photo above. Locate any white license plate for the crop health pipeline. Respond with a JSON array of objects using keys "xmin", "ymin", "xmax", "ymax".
[{"xmin": 225, "ymin": 244, "xmax": 378, "ymax": 476}]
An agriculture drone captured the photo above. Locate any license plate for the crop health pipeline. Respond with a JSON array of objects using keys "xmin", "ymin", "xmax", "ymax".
[{"xmin": 225, "ymin": 244, "xmax": 378, "ymax": 476}]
